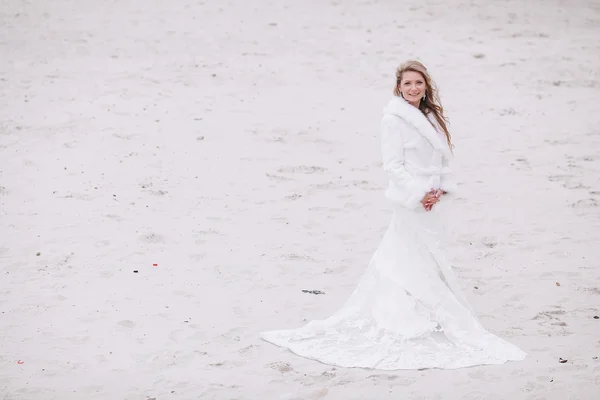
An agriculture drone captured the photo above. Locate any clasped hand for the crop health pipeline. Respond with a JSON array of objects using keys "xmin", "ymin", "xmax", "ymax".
[{"xmin": 421, "ymin": 188, "xmax": 444, "ymax": 211}]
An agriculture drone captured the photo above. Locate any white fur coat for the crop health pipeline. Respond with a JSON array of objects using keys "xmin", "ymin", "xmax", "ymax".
[{"xmin": 380, "ymin": 96, "xmax": 456, "ymax": 210}]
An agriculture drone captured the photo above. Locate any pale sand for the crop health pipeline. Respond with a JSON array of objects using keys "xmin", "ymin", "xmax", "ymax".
[{"xmin": 1, "ymin": 0, "xmax": 600, "ymax": 399}]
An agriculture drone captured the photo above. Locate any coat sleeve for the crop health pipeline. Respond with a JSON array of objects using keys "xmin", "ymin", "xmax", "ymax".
[
  {"xmin": 439, "ymin": 155, "xmax": 457, "ymax": 196},
  {"xmin": 381, "ymin": 115, "xmax": 429, "ymax": 209}
]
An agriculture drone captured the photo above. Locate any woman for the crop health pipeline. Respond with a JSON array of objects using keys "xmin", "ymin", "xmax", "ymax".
[{"xmin": 260, "ymin": 61, "xmax": 527, "ymax": 370}]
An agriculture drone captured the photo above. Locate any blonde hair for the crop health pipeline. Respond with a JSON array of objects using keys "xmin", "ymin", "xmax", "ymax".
[{"xmin": 393, "ymin": 60, "xmax": 453, "ymax": 150}]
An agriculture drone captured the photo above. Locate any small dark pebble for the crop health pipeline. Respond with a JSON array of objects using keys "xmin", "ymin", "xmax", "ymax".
[
  {"xmin": 594, "ymin": 316, "xmax": 599, "ymax": 319},
  {"xmin": 550, "ymin": 379, "xmax": 553, "ymax": 382},
  {"xmin": 474, "ymin": 286, "xmax": 479, "ymax": 289},
  {"xmin": 302, "ymin": 289, "xmax": 325, "ymax": 295},
  {"xmin": 593, "ymin": 357, "xmax": 598, "ymax": 360},
  {"xmin": 133, "ymin": 270, "xmax": 139, "ymax": 273},
  {"xmin": 36, "ymin": 252, "xmax": 41, "ymax": 256},
  {"xmin": 559, "ymin": 358, "xmax": 568, "ymax": 363}
]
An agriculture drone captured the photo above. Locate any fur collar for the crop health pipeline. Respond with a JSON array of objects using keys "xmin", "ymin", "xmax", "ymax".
[{"xmin": 383, "ymin": 96, "xmax": 453, "ymax": 160}]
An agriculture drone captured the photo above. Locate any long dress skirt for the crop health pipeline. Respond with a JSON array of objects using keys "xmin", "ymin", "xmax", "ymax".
[{"xmin": 260, "ymin": 204, "xmax": 527, "ymax": 370}]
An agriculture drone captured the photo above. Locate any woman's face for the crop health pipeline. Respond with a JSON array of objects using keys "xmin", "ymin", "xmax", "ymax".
[{"xmin": 399, "ymin": 70, "xmax": 426, "ymax": 106}]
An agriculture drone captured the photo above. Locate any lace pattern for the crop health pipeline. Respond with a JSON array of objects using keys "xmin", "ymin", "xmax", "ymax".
[{"xmin": 261, "ymin": 206, "xmax": 527, "ymax": 370}]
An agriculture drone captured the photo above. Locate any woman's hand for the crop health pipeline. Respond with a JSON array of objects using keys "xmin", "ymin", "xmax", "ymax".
[
  {"xmin": 420, "ymin": 189, "xmax": 436, "ymax": 211},
  {"xmin": 421, "ymin": 189, "xmax": 444, "ymax": 211}
]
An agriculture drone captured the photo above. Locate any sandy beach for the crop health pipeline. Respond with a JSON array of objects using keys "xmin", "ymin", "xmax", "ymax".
[{"xmin": 1, "ymin": 0, "xmax": 600, "ymax": 398}]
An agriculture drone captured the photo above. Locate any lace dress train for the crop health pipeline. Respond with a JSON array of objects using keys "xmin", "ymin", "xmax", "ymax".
[{"xmin": 260, "ymin": 206, "xmax": 527, "ymax": 370}]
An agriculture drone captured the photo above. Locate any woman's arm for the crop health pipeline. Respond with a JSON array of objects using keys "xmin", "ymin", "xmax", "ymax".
[
  {"xmin": 439, "ymin": 156, "xmax": 457, "ymax": 196},
  {"xmin": 381, "ymin": 115, "xmax": 429, "ymax": 209}
]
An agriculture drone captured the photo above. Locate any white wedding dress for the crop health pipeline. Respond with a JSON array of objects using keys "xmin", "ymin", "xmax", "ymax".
[{"xmin": 260, "ymin": 97, "xmax": 527, "ymax": 370}]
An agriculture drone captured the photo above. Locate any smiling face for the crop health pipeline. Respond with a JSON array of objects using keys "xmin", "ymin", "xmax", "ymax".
[{"xmin": 398, "ymin": 70, "xmax": 427, "ymax": 107}]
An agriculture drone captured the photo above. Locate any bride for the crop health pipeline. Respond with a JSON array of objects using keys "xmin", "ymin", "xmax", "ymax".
[{"xmin": 260, "ymin": 60, "xmax": 527, "ymax": 370}]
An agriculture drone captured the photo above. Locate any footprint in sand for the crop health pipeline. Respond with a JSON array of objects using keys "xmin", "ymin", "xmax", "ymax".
[
  {"xmin": 301, "ymin": 370, "xmax": 338, "ymax": 387},
  {"xmin": 582, "ymin": 287, "xmax": 600, "ymax": 295},
  {"xmin": 571, "ymin": 198, "xmax": 598, "ymax": 208},
  {"xmin": 565, "ymin": 182, "xmax": 589, "ymax": 190},
  {"xmin": 366, "ymin": 373, "xmax": 412, "ymax": 383},
  {"xmin": 266, "ymin": 136, "xmax": 286, "ymax": 143},
  {"xmin": 149, "ymin": 189, "xmax": 168, "ymax": 196},
  {"xmin": 139, "ymin": 182, "xmax": 168, "ymax": 196},
  {"xmin": 551, "ymin": 322, "xmax": 568, "ymax": 327},
  {"xmin": 352, "ymin": 180, "xmax": 380, "ymax": 190},
  {"xmin": 532, "ymin": 310, "xmax": 572, "ymax": 335},
  {"xmin": 267, "ymin": 361, "xmax": 293, "ymax": 373},
  {"xmin": 498, "ymin": 108, "xmax": 518, "ymax": 116},
  {"xmin": 105, "ymin": 213, "xmax": 125, "ymax": 222},
  {"xmin": 117, "ymin": 320, "xmax": 135, "ymax": 328},
  {"xmin": 266, "ymin": 173, "xmax": 293, "ymax": 182},
  {"xmin": 238, "ymin": 344, "xmax": 259, "ymax": 356},
  {"xmin": 195, "ymin": 228, "xmax": 223, "ymax": 236},
  {"xmin": 221, "ymin": 327, "xmax": 245, "ymax": 342},
  {"xmin": 308, "ymin": 181, "xmax": 344, "ymax": 192},
  {"xmin": 139, "ymin": 232, "xmax": 165, "ymax": 243},
  {"xmin": 545, "ymin": 139, "xmax": 572, "ymax": 146},
  {"xmin": 277, "ymin": 165, "xmax": 326, "ymax": 174},
  {"xmin": 547, "ymin": 174, "xmax": 573, "ymax": 184},
  {"xmin": 532, "ymin": 310, "xmax": 565, "ymax": 320},
  {"xmin": 512, "ymin": 157, "xmax": 531, "ymax": 171},
  {"xmin": 548, "ymin": 174, "xmax": 591, "ymax": 191}
]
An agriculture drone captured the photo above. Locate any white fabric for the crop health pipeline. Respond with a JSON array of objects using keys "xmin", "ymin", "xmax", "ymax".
[{"xmin": 260, "ymin": 97, "xmax": 527, "ymax": 370}]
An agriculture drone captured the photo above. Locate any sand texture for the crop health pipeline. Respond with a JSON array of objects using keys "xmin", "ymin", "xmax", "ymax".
[{"xmin": 1, "ymin": 0, "xmax": 600, "ymax": 399}]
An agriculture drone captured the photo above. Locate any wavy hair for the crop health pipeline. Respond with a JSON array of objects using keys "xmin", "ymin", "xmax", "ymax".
[{"xmin": 393, "ymin": 60, "xmax": 453, "ymax": 150}]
